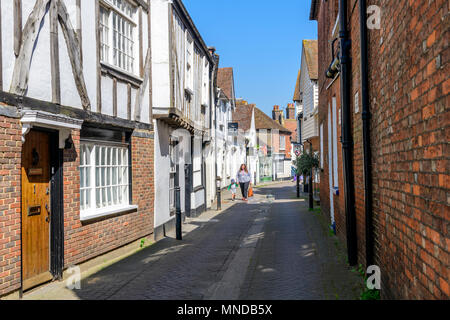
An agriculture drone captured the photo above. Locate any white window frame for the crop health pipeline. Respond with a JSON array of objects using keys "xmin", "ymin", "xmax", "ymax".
[
  {"xmin": 79, "ymin": 142, "xmax": 136, "ymax": 221},
  {"xmin": 332, "ymin": 97, "xmax": 339, "ymax": 188},
  {"xmin": 193, "ymin": 137, "xmax": 202, "ymax": 188},
  {"xmin": 202, "ymin": 57, "xmax": 210, "ymax": 106},
  {"xmin": 320, "ymin": 123, "xmax": 324, "ymax": 168},
  {"xmin": 99, "ymin": 0, "xmax": 137, "ymax": 74},
  {"xmin": 185, "ymin": 33, "xmax": 194, "ymax": 92},
  {"xmin": 279, "ymin": 135, "xmax": 286, "ymax": 151},
  {"xmin": 169, "ymin": 142, "xmax": 177, "ymax": 210},
  {"xmin": 276, "ymin": 156, "xmax": 284, "ymax": 174}
]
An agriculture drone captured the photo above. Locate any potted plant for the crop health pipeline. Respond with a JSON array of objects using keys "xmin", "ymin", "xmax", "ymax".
[{"xmin": 295, "ymin": 151, "xmax": 319, "ymax": 193}]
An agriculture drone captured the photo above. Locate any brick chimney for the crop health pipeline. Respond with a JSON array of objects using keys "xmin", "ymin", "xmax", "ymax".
[
  {"xmin": 272, "ymin": 105, "xmax": 284, "ymax": 125},
  {"xmin": 286, "ymin": 103, "xmax": 296, "ymax": 120}
]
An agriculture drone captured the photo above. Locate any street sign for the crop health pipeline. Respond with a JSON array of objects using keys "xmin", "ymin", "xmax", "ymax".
[{"xmin": 228, "ymin": 122, "xmax": 238, "ymax": 136}]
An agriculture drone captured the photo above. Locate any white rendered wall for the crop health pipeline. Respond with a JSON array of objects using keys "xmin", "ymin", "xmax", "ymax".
[
  {"xmin": 154, "ymin": 120, "xmax": 172, "ymax": 228},
  {"xmin": 151, "ymin": 0, "xmax": 171, "ymax": 111},
  {"xmin": 1, "ymin": 0, "xmax": 149, "ymax": 122}
]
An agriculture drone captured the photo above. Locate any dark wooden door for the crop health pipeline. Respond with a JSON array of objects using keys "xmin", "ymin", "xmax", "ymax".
[{"xmin": 21, "ymin": 130, "xmax": 52, "ymax": 289}]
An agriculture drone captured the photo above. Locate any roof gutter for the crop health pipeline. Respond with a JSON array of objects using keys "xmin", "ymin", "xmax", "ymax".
[
  {"xmin": 359, "ymin": 0, "xmax": 374, "ymax": 267},
  {"xmin": 339, "ymin": 0, "xmax": 358, "ymax": 266},
  {"xmin": 309, "ymin": 0, "xmax": 319, "ymax": 21}
]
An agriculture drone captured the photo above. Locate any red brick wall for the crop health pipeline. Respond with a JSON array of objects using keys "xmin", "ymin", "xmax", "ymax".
[
  {"xmin": 367, "ymin": 0, "xmax": 449, "ymax": 299},
  {"xmin": 64, "ymin": 129, "xmax": 154, "ymax": 267},
  {"xmin": 316, "ymin": 0, "xmax": 341, "ymax": 234},
  {"xmin": 317, "ymin": 0, "xmax": 449, "ymax": 299},
  {"xmin": 348, "ymin": 0, "xmax": 366, "ymax": 268},
  {"xmin": 0, "ymin": 114, "xmax": 21, "ymax": 296},
  {"xmin": 284, "ymin": 119, "xmax": 298, "ymax": 159}
]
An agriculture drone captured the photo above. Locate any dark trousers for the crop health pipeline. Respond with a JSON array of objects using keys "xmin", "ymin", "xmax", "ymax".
[{"xmin": 240, "ymin": 182, "xmax": 250, "ymax": 198}]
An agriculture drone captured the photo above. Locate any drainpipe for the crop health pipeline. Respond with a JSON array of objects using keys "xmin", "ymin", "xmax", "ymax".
[
  {"xmin": 339, "ymin": 0, "xmax": 358, "ymax": 266},
  {"xmin": 359, "ymin": 0, "xmax": 374, "ymax": 267}
]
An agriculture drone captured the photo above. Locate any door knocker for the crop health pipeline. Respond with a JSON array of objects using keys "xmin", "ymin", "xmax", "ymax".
[{"xmin": 32, "ymin": 148, "xmax": 39, "ymax": 166}]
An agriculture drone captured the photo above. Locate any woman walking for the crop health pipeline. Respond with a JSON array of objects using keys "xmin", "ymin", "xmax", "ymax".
[{"xmin": 237, "ymin": 164, "xmax": 252, "ymax": 201}]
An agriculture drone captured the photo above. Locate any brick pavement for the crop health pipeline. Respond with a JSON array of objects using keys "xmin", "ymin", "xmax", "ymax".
[{"xmin": 18, "ymin": 181, "xmax": 363, "ymax": 300}]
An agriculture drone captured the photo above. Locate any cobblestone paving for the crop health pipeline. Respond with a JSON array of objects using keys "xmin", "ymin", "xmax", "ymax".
[{"xmin": 22, "ymin": 181, "xmax": 363, "ymax": 300}]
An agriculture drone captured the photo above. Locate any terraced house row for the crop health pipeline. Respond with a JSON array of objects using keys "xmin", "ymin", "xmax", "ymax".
[{"xmin": 0, "ymin": 0, "xmax": 244, "ymax": 297}]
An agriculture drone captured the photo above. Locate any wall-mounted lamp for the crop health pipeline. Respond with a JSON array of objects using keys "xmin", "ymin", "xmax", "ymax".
[
  {"xmin": 326, "ymin": 38, "xmax": 341, "ymax": 79},
  {"xmin": 64, "ymin": 135, "xmax": 73, "ymax": 150}
]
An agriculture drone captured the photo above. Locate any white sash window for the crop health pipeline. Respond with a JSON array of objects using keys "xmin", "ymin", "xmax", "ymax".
[
  {"xmin": 100, "ymin": 0, "xmax": 137, "ymax": 74},
  {"xmin": 80, "ymin": 143, "xmax": 133, "ymax": 220},
  {"xmin": 279, "ymin": 135, "xmax": 286, "ymax": 151}
]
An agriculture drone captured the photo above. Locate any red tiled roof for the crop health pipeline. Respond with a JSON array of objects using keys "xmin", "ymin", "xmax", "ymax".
[
  {"xmin": 232, "ymin": 103, "xmax": 254, "ymax": 132},
  {"xmin": 303, "ymin": 40, "xmax": 318, "ymax": 80},
  {"xmin": 217, "ymin": 68, "xmax": 234, "ymax": 100},
  {"xmin": 293, "ymin": 69, "xmax": 301, "ymax": 101},
  {"xmin": 254, "ymin": 107, "xmax": 292, "ymax": 134}
]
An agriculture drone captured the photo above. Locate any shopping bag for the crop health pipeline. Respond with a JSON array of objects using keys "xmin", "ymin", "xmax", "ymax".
[{"xmin": 248, "ymin": 186, "xmax": 254, "ymax": 198}]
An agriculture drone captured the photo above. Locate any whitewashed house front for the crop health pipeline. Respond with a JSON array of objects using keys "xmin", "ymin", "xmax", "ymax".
[
  {"xmin": 0, "ymin": 0, "xmax": 154, "ymax": 295},
  {"xmin": 296, "ymin": 40, "xmax": 319, "ymax": 151},
  {"xmin": 151, "ymin": 0, "xmax": 214, "ymax": 239},
  {"xmin": 215, "ymin": 67, "xmax": 240, "ymax": 189}
]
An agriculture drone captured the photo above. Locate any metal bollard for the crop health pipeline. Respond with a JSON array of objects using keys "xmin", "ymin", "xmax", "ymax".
[
  {"xmin": 216, "ymin": 178, "xmax": 222, "ymax": 210},
  {"xmin": 175, "ymin": 186, "xmax": 182, "ymax": 240},
  {"xmin": 217, "ymin": 187, "xmax": 222, "ymax": 210}
]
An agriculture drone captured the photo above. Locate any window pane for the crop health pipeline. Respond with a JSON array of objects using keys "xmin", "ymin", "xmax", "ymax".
[
  {"xmin": 96, "ymin": 166, "xmax": 100, "ymax": 187},
  {"xmin": 86, "ymin": 166, "xmax": 90, "ymax": 188},
  {"xmin": 113, "ymin": 166, "xmax": 118, "ymax": 185},
  {"xmin": 123, "ymin": 186, "xmax": 128, "ymax": 203},
  {"xmin": 107, "ymin": 187, "xmax": 112, "ymax": 206},
  {"xmin": 107, "ymin": 148, "xmax": 111, "ymax": 166},
  {"xmin": 123, "ymin": 149, "xmax": 128, "ymax": 165},
  {"xmin": 112, "ymin": 148, "xmax": 117, "ymax": 165},
  {"xmin": 102, "ymin": 167, "xmax": 106, "ymax": 186},
  {"xmin": 96, "ymin": 188, "xmax": 101, "ymax": 208},
  {"xmin": 101, "ymin": 147, "xmax": 105, "ymax": 165},
  {"xmin": 86, "ymin": 189, "xmax": 91, "ymax": 210},
  {"xmin": 113, "ymin": 186, "xmax": 118, "ymax": 205},
  {"xmin": 102, "ymin": 188, "xmax": 106, "ymax": 207},
  {"xmin": 80, "ymin": 167, "xmax": 85, "ymax": 188},
  {"xmin": 80, "ymin": 190, "xmax": 85, "ymax": 211}
]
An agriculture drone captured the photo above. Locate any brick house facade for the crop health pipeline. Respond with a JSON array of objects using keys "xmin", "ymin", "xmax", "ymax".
[
  {"xmin": 0, "ymin": 0, "xmax": 154, "ymax": 297},
  {"xmin": 0, "ymin": 113, "xmax": 22, "ymax": 295},
  {"xmin": 311, "ymin": 0, "xmax": 449, "ymax": 299},
  {"xmin": 63, "ymin": 129, "xmax": 154, "ymax": 268}
]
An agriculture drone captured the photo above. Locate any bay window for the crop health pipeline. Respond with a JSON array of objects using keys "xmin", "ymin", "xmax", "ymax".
[{"xmin": 79, "ymin": 128, "xmax": 135, "ymax": 220}]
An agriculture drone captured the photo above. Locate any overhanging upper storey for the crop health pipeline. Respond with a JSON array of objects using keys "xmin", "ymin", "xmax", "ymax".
[{"xmin": 151, "ymin": 0, "xmax": 214, "ymax": 134}]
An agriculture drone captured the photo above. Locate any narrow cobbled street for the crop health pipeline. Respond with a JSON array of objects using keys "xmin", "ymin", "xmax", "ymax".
[{"xmin": 22, "ymin": 182, "xmax": 362, "ymax": 300}]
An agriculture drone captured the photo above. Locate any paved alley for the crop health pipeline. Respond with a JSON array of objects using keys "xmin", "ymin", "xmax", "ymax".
[{"xmin": 22, "ymin": 182, "xmax": 363, "ymax": 300}]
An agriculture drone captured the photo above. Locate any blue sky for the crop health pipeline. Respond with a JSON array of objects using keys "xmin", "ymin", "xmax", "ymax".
[{"xmin": 184, "ymin": 0, "xmax": 317, "ymax": 116}]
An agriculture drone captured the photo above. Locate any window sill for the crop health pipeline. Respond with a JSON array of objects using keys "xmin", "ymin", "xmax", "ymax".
[
  {"xmin": 80, "ymin": 204, "xmax": 138, "ymax": 222},
  {"xmin": 100, "ymin": 62, "xmax": 143, "ymax": 87}
]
